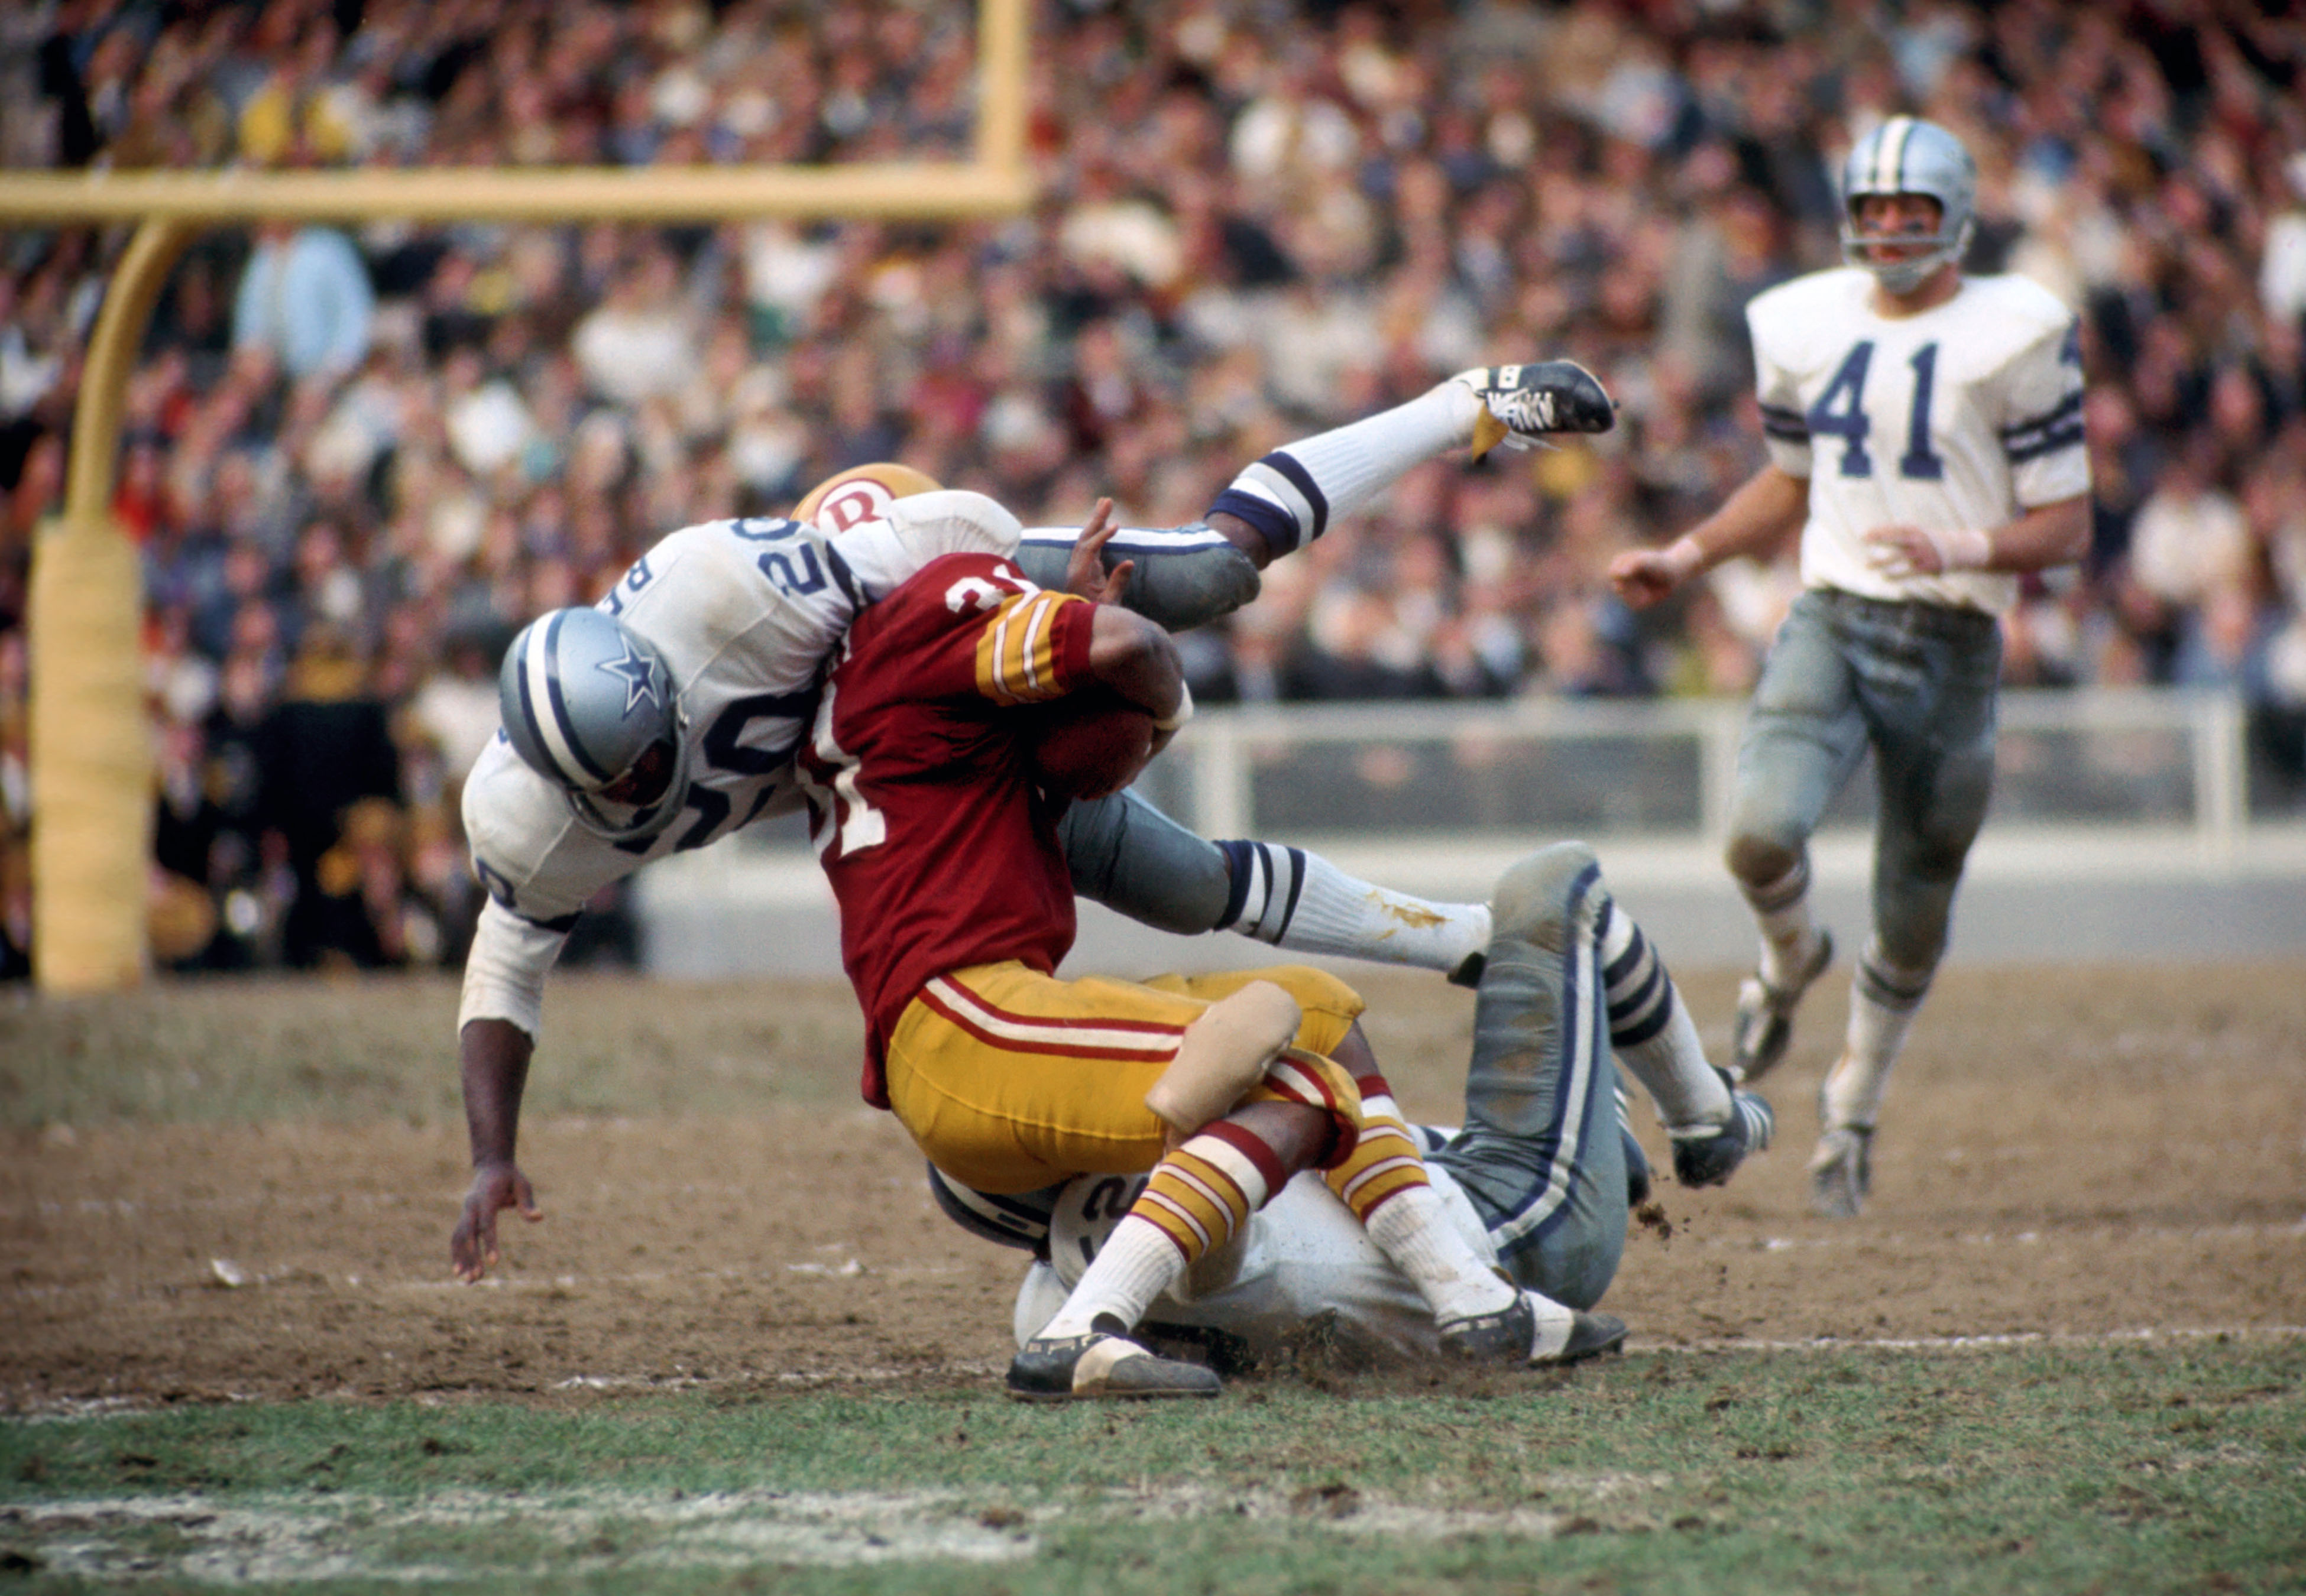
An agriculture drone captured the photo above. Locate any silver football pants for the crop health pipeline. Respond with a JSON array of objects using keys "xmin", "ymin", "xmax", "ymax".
[
  {"xmin": 1727, "ymin": 588, "xmax": 2001, "ymax": 972},
  {"xmin": 1431, "ymin": 842, "xmax": 1627, "ymax": 1312}
]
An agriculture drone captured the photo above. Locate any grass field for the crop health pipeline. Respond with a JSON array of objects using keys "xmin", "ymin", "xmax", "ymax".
[{"xmin": 4, "ymin": 964, "xmax": 2304, "ymax": 1592}]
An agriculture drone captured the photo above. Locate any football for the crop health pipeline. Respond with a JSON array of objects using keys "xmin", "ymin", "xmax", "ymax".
[{"xmin": 1022, "ymin": 687, "xmax": 1157, "ymax": 800}]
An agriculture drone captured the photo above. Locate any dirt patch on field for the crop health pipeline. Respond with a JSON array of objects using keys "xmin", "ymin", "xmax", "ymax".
[{"xmin": 4, "ymin": 964, "xmax": 2303, "ymax": 1409}]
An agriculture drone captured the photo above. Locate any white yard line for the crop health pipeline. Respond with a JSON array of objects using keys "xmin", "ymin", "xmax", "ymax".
[{"xmin": 0, "ymin": 1476, "xmax": 1686, "ymax": 1581}]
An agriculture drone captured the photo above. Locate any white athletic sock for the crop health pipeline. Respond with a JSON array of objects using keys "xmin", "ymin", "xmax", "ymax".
[
  {"xmin": 1219, "ymin": 841, "xmax": 1491, "ymax": 975},
  {"xmin": 1361, "ymin": 1184, "xmax": 1517, "ymax": 1325},
  {"xmin": 1599, "ymin": 900, "xmax": 1732, "ymax": 1130},
  {"xmin": 1267, "ymin": 381, "xmax": 1482, "ymax": 527},
  {"xmin": 1034, "ymin": 1215, "xmax": 1185, "ymax": 1341},
  {"xmin": 1821, "ymin": 943, "xmax": 1933, "ymax": 1130},
  {"xmin": 1743, "ymin": 857, "xmax": 1819, "ymax": 989}
]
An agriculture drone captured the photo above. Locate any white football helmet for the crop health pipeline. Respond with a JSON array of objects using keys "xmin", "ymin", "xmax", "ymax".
[
  {"xmin": 1839, "ymin": 115, "xmax": 1975, "ymax": 294},
  {"xmin": 498, "ymin": 606, "xmax": 693, "ymax": 842}
]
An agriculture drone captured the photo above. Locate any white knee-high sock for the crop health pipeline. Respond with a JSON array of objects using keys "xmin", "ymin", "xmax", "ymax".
[
  {"xmin": 1821, "ymin": 942, "xmax": 1933, "ymax": 1131},
  {"xmin": 1599, "ymin": 899, "xmax": 1732, "ymax": 1131},
  {"xmin": 1035, "ymin": 1215, "xmax": 1184, "ymax": 1341},
  {"xmin": 1743, "ymin": 855, "xmax": 1821, "ymax": 989},
  {"xmin": 1036, "ymin": 1123, "xmax": 1280, "ymax": 1341},
  {"xmin": 1209, "ymin": 383, "xmax": 1481, "ymax": 553},
  {"xmin": 1266, "ymin": 381, "xmax": 1481, "ymax": 526},
  {"xmin": 1216, "ymin": 841, "xmax": 1491, "ymax": 976},
  {"xmin": 1361, "ymin": 1184, "xmax": 1518, "ymax": 1325}
]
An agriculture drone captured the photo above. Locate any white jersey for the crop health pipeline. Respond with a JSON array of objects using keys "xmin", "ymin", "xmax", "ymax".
[
  {"xmin": 458, "ymin": 501, "xmax": 1018, "ymax": 1036},
  {"xmin": 1748, "ymin": 268, "xmax": 2088, "ymax": 615},
  {"xmin": 1013, "ymin": 1152, "xmax": 1496, "ymax": 1367}
]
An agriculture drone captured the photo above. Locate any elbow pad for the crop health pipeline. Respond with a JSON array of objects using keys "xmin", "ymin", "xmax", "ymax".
[{"xmin": 1015, "ymin": 524, "xmax": 1262, "ymax": 632}]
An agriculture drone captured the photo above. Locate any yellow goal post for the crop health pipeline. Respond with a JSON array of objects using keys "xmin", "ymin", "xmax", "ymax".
[{"xmin": 0, "ymin": 0, "xmax": 1032, "ymax": 994}]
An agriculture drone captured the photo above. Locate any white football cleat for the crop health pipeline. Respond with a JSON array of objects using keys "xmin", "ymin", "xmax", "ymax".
[{"xmin": 1808, "ymin": 1125, "xmax": 1874, "ymax": 1219}]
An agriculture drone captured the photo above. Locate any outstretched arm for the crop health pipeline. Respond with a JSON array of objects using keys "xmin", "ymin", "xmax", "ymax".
[
  {"xmin": 1608, "ymin": 464, "xmax": 1809, "ymax": 609},
  {"xmin": 451, "ymin": 1016, "xmax": 544, "ymax": 1282}
]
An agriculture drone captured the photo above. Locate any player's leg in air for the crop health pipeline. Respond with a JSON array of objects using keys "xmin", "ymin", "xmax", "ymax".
[
  {"xmin": 1427, "ymin": 844, "xmax": 1774, "ymax": 1321},
  {"xmin": 1721, "ymin": 593, "xmax": 1863, "ymax": 1082},
  {"xmin": 1058, "ymin": 789, "xmax": 1493, "ymax": 982},
  {"xmin": 1013, "ymin": 362, "xmax": 1617, "ymax": 631}
]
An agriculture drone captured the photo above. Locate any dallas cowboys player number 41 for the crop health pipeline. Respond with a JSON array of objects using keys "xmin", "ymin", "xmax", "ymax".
[{"xmin": 1606, "ymin": 115, "xmax": 2089, "ymax": 1219}]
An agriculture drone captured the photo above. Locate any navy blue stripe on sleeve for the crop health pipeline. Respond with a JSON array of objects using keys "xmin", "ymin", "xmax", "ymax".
[
  {"xmin": 2004, "ymin": 423, "xmax": 2085, "ymax": 464},
  {"xmin": 1999, "ymin": 390, "xmax": 2082, "ymax": 442}
]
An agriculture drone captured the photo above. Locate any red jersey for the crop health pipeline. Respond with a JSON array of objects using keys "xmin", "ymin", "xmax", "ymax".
[{"xmin": 799, "ymin": 552, "xmax": 1099, "ymax": 1104}]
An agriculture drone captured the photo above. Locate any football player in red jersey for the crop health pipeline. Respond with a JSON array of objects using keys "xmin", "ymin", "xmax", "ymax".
[{"xmin": 799, "ymin": 506, "xmax": 1625, "ymax": 1400}]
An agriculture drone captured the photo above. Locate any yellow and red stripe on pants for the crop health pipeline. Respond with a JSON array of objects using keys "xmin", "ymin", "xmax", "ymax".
[{"xmin": 883, "ymin": 961, "xmax": 1366, "ymax": 1197}]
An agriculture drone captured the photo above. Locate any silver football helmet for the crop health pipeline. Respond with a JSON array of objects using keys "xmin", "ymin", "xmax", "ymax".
[
  {"xmin": 498, "ymin": 606, "xmax": 692, "ymax": 842},
  {"xmin": 1839, "ymin": 115, "xmax": 1975, "ymax": 294}
]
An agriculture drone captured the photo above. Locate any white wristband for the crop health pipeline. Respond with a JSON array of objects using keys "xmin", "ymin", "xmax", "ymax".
[
  {"xmin": 1152, "ymin": 682, "xmax": 1194, "ymax": 733},
  {"xmin": 1662, "ymin": 536, "xmax": 1708, "ymax": 582},
  {"xmin": 1930, "ymin": 526, "xmax": 1994, "ymax": 572}
]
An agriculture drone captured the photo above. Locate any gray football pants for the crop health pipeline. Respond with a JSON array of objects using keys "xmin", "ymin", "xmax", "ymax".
[
  {"xmin": 1429, "ymin": 842, "xmax": 1627, "ymax": 1312},
  {"xmin": 1057, "ymin": 789, "xmax": 1230, "ymax": 934},
  {"xmin": 1729, "ymin": 589, "xmax": 2001, "ymax": 972}
]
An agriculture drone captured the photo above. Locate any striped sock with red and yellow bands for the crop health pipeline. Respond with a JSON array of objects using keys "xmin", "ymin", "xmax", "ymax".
[
  {"xmin": 1327, "ymin": 1071, "xmax": 1518, "ymax": 1325},
  {"xmin": 1323, "ymin": 1073, "xmax": 1432, "ymax": 1223},
  {"xmin": 1131, "ymin": 1119, "xmax": 1283, "ymax": 1260},
  {"xmin": 1032, "ymin": 1120, "xmax": 1289, "ymax": 1341}
]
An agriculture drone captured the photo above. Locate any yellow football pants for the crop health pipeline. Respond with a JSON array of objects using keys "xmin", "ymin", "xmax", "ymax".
[{"xmin": 883, "ymin": 961, "xmax": 1365, "ymax": 1195}]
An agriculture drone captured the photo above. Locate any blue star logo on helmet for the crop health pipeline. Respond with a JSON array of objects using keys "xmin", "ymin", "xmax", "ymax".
[{"xmin": 597, "ymin": 637, "xmax": 662, "ymax": 717}]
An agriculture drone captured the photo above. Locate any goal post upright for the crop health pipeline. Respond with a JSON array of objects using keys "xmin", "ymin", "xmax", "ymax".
[{"xmin": 0, "ymin": 0, "xmax": 1032, "ymax": 994}]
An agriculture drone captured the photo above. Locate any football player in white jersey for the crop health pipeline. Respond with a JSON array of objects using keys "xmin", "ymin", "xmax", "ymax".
[
  {"xmin": 451, "ymin": 487, "xmax": 1491, "ymax": 1282},
  {"xmin": 449, "ymin": 361, "xmax": 1677, "ymax": 1286},
  {"xmin": 1608, "ymin": 116, "xmax": 2090, "ymax": 1218}
]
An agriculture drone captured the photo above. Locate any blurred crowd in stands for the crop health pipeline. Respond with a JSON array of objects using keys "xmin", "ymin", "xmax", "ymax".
[{"xmin": 1, "ymin": 0, "xmax": 2303, "ymax": 977}]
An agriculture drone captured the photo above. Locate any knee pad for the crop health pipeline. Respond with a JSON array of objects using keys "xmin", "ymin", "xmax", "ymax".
[
  {"xmin": 1144, "ymin": 980, "xmax": 1303, "ymax": 1139},
  {"xmin": 1725, "ymin": 833, "xmax": 1801, "ymax": 891},
  {"xmin": 1488, "ymin": 842, "xmax": 1601, "ymax": 955},
  {"xmin": 1015, "ymin": 525, "xmax": 1262, "ymax": 632}
]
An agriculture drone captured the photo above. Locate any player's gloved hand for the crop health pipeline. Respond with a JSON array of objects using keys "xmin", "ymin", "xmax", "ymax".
[
  {"xmin": 451, "ymin": 1160, "xmax": 543, "ymax": 1283},
  {"xmin": 1863, "ymin": 524, "xmax": 1991, "ymax": 578},
  {"xmin": 1063, "ymin": 498, "xmax": 1135, "ymax": 604}
]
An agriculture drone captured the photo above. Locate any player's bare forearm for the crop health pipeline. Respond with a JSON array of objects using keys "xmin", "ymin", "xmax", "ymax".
[
  {"xmin": 452, "ymin": 1018, "xmax": 542, "ymax": 1282},
  {"xmin": 1609, "ymin": 465, "xmax": 1808, "ymax": 607},
  {"xmin": 1987, "ymin": 494, "xmax": 2090, "ymax": 573},
  {"xmin": 1086, "ymin": 604, "xmax": 1186, "ymax": 722},
  {"xmin": 461, "ymin": 1018, "xmax": 533, "ymax": 1168},
  {"xmin": 1686, "ymin": 465, "xmax": 1809, "ymax": 566}
]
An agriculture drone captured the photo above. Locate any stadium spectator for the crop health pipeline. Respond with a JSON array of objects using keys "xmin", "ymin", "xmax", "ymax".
[
  {"xmin": 0, "ymin": 0, "xmax": 2302, "ymax": 978},
  {"xmin": 231, "ymin": 221, "xmax": 377, "ymax": 382}
]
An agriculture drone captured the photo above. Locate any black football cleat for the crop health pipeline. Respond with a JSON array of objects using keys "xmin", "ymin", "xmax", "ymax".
[
  {"xmin": 1006, "ymin": 1313, "xmax": 1222, "ymax": 1402},
  {"xmin": 1440, "ymin": 1292, "xmax": 1627, "ymax": 1367},
  {"xmin": 1458, "ymin": 361, "xmax": 1618, "ymax": 458}
]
